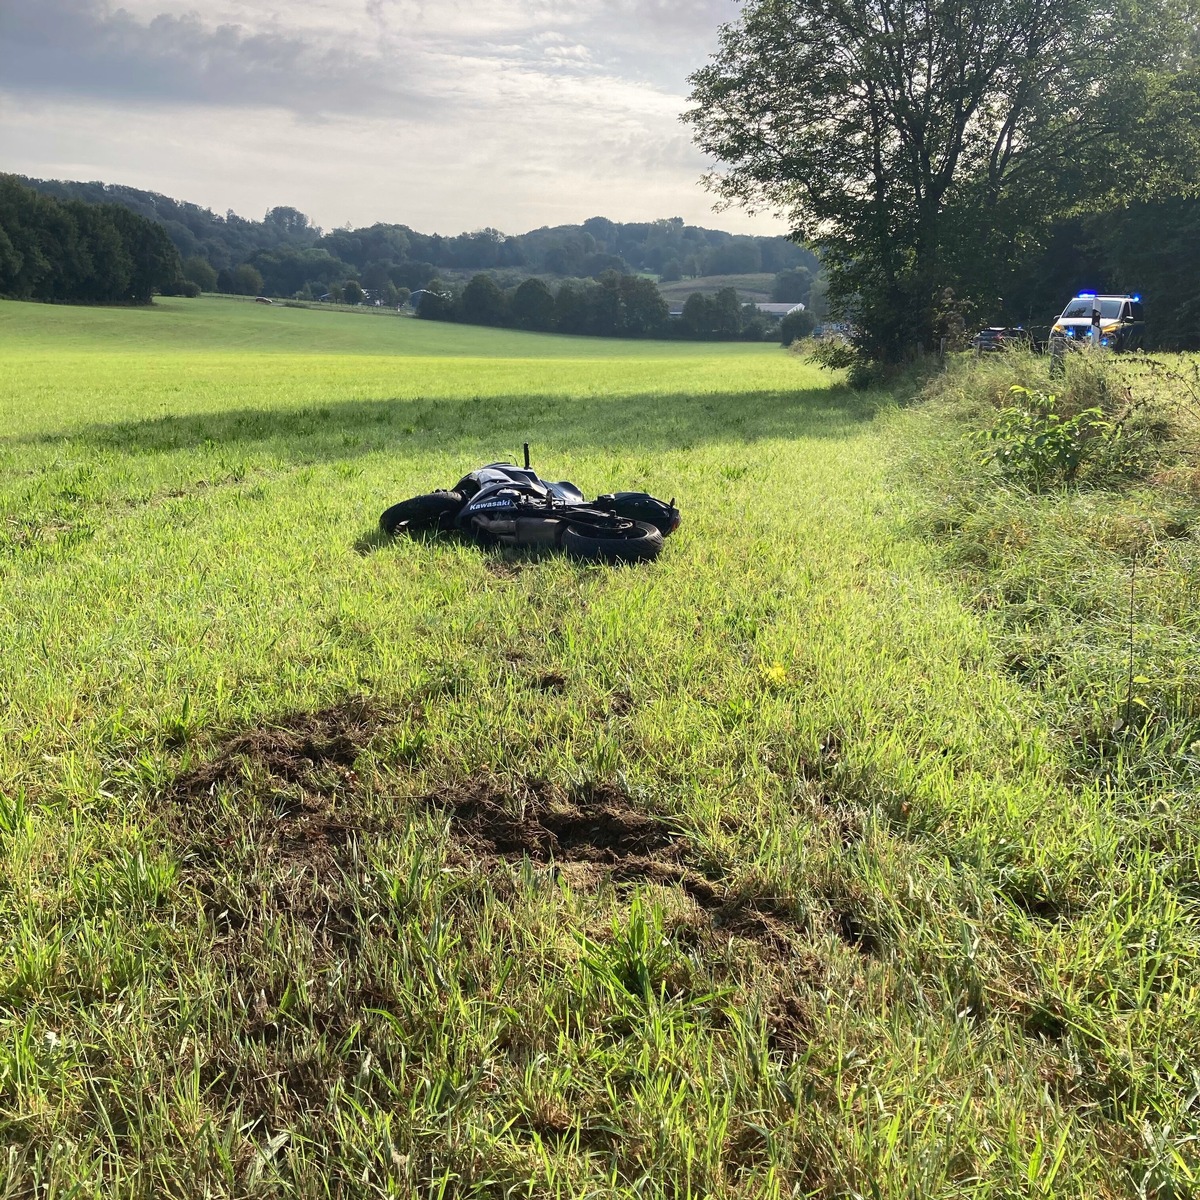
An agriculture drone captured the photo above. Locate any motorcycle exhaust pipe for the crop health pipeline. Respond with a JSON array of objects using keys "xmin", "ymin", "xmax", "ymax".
[{"xmin": 515, "ymin": 518, "xmax": 563, "ymax": 547}]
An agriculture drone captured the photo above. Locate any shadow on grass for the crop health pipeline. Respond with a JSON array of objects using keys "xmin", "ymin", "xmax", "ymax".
[
  {"xmin": 355, "ymin": 525, "xmax": 607, "ymax": 571},
  {"xmin": 13, "ymin": 385, "xmax": 875, "ymax": 462},
  {"xmin": 353, "ymin": 527, "xmax": 391, "ymax": 555}
]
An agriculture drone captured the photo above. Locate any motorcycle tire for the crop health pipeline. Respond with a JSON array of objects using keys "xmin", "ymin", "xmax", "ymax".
[
  {"xmin": 562, "ymin": 520, "xmax": 663, "ymax": 563},
  {"xmin": 379, "ymin": 490, "xmax": 464, "ymax": 536}
]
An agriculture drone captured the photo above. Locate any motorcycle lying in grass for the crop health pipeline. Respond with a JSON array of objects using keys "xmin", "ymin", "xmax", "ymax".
[{"xmin": 379, "ymin": 445, "xmax": 680, "ymax": 563}]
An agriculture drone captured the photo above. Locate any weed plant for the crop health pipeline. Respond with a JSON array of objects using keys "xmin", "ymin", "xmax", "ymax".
[{"xmin": 0, "ymin": 299, "xmax": 1197, "ymax": 1196}]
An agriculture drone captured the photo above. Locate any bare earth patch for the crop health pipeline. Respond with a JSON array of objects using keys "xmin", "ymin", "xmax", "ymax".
[
  {"xmin": 425, "ymin": 776, "xmax": 811, "ymax": 956},
  {"xmin": 162, "ymin": 704, "xmax": 867, "ymax": 965},
  {"xmin": 168, "ymin": 696, "xmax": 387, "ymax": 871}
]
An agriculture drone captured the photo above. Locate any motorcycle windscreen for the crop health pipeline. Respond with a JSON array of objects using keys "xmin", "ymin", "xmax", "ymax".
[{"xmin": 546, "ymin": 481, "xmax": 585, "ymax": 503}]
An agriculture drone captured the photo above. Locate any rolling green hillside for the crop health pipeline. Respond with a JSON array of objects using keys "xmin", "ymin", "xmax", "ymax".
[{"xmin": 0, "ymin": 295, "xmax": 775, "ymax": 360}]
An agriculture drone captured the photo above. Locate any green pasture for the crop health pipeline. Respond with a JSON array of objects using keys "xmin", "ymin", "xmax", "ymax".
[
  {"xmin": 657, "ymin": 274, "xmax": 776, "ymax": 303},
  {"xmin": 0, "ymin": 296, "xmax": 1195, "ymax": 1197},
  {"xmin": 0, "ymin": 294, "xmax": 771, "ymax": 360}
]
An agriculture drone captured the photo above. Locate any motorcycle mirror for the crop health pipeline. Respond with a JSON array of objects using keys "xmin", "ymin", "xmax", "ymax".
[{"xmin": 523, "ymin": 443, "xmax": 531, "ymax": 470}]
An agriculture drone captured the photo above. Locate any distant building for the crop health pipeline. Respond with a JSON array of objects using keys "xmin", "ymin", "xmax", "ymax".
[{"xmin": 754, "ymin": 302, "xmax": 806, "ymax": 318}]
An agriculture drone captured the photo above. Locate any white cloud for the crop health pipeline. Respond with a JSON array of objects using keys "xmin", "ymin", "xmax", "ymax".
[{"xmin": 0, "ymin": 0, "xmax": 790, "ymax": 236}]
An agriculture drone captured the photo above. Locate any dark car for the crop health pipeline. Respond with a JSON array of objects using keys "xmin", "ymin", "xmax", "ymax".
[{"xmin": 970, "ymin": 326, "xmax": 1033, "ymax": 352}]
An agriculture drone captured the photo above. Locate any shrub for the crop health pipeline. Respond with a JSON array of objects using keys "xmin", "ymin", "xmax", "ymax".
[
  {"xmin": 928, "ymin": 349, "xmax": 1175, "ymax": 488},
  {"xmin": 779, "ymin": 308, "xmax": 816, "ymax": 345},
  {"xmin": 158, "ymin": 277, "xmax": 200, "ymax": 298},
  {"xmin": 971, "ymin": 386, "xmax": 1111, "ymax": 486},
  {"xmin": 806, "ymin": 336, "xmax": 857, "ymax": 371},
  {"xmin": 182, "ymin": 256, "xmax": 218, "ymax": 292}
]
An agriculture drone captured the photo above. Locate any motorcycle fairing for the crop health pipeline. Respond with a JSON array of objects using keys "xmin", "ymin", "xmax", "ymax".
[{"xmin": 455, "ymin": 462, "xmax": 585, "ymax": 505}]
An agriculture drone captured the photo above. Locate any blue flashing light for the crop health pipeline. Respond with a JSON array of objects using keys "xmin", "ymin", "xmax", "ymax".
[
  {"xmin": 1132, "ymin": 293, "xmax": 1141, "ymax": 302},
  {"xmin": 1079, "ymin": 291, "xmax": 1097, "ymax": 297}
]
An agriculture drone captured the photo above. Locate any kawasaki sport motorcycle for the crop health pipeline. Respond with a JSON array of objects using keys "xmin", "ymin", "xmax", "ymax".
[{"xmin": 379, "ymin": 445, "xmax": 680, "ymax": 563}]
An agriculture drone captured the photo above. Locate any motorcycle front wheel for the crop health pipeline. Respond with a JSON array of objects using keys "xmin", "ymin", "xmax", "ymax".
[
  {"xmin": 379, "ymin": 490, "xmax": 464, "ymax": 535},
  {"xmin": 562, "ymin": 520, "xmax": 663, "ymax": 563}
]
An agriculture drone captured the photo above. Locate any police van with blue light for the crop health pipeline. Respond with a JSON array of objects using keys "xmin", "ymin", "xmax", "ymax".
[{"xmin": 1051, "ymin": 293, "xmax": 1145, "ymax": 352}]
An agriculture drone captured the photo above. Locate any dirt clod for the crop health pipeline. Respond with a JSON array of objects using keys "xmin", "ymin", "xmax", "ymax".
[
  {"xmin": 167, "ymin": 696, "xmax": 387, "ymax": 871},
  {"xmin": 429, "ymin": 777, "xmax": 679, "ymax": 866},
  {"xmin": 427, "ymin": 777, "xmax": 811, "ymax": 955}
]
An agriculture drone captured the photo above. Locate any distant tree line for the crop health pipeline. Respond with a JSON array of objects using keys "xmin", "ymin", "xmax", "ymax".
[
  {"xmin": 416, "ymin": 271, "xmax": 813, "ymax": 343},
  {"xmin": 418, "ymin": 272, "xmax": 673, "ymax": 338},
  {"xmin": 0, "ymin": 176, "xmax": 184, "ymax": 304},
  {"xmin": 16, "ymin": 176, "xmax": 819, "ymax": 301},
  {"xmin": 11, "ymin": 173, "xmax": 1200, "ymax": 347}
]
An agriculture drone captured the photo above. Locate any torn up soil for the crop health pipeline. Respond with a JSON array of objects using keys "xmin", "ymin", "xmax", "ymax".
[
  {"xmin": 153, "ymin": 699, "xmax": 401, "ymax": 1125},
  {"xmin": 161, "ymin": 699, "xmax": 848, "ymax": 966},
  {"xmin": 165, "ymin": 696, "xmax": 390, "ymax": 878},
  {"xmin": 434, "ymin": 778, "xmax": 677, "ymax": 865},
  {"xmin": 425, "ymin": 777, "xmax": 807, "ymax": 956}
]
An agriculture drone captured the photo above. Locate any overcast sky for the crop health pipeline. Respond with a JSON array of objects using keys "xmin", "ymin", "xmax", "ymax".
[{"xmin": 0, "ymin": 0, "xmax": 785, "ymax": 237}]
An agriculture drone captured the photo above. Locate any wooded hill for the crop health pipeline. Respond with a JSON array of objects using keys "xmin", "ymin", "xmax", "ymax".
[
  {"xmin": 17, "ymin": 175, "xmax": 818, "ymax": 299},
  {"xmin": 9, "ymin": 173, "xmax": 1200, "ymax": 348}
]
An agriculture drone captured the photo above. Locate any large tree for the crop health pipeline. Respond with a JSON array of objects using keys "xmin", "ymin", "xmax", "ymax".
[
  {"xmin": 686, "ymin": 0, "xmax": 1199, "ymax": 360},
  {"xmin": 461, "ymin": 273, "xmax": 509, "ymax": 326},
  {"xmin": 510, "ymin": 277, "xmax": 556, "ymax": 331},
  {"xmin": 618, "ymin": 274, "xmax": 670, "ymax": 336}
]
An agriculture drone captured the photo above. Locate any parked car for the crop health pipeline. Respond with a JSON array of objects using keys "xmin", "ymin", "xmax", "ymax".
[
  {"xmin": 970, "ymin": 326, "xmax": 1033, "ymax": 352},
  {"xmin": 1050, "ymin": 293, "xmax": 1144, "ymax": 351}
]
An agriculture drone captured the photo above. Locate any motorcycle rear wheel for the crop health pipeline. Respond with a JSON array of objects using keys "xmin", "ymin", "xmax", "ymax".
[
  {"xmin": 562, "ymin": 520, "xmax": 663, "ymax": 563},
  {"xmin": 379, "ymin": 490, "xmax": 464, "ymax": 535}
]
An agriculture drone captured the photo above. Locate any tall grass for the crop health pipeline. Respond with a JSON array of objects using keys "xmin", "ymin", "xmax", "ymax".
[{"xmin": 899, "ymin": 348, "xmax": 1200, "ymax": 789}]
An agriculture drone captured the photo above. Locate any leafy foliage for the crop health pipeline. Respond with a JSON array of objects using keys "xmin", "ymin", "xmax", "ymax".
[
  {"xmin": 686, "ymin": 0, "xmax": 1200, "ymax": 362},
  {"xmin": 973, "ymin": 387, "xmax": 1111, "ymax": 485},
  {"xmin": 807, "ymin": 337, "xmax": 859, "ymax": 371},
  {"xmin": 461, "ymin": 274, "xmax": 508, "ymax": 326},
  {"xmin": 510, "ymin": 277, "xmax": 556, "ymax": 331},
  {"xmin": 779, "ymin": 307, "xmax": 816, "ymax": 346},
  {"xmin": 182, "ymin": 255, "xmax": 218, "ymax": 292},
  {"xmin": 0, "ymin": 176, "xmax": 183, "ymax": 304}
]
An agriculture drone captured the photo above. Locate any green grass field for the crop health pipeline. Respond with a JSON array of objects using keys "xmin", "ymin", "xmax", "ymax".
[
  {"xmin": 656, "ymin": 275, "xmax": 777, "ymax": 304},
  {"xmin": 1, "ymin": 296, "xmax": 1196, "ymax": 1197}
]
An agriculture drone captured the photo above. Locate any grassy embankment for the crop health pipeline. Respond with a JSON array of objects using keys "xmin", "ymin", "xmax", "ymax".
[{"xmin": 0, "ymin": 296, "xmax": 1197, "ymax": 1197}]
